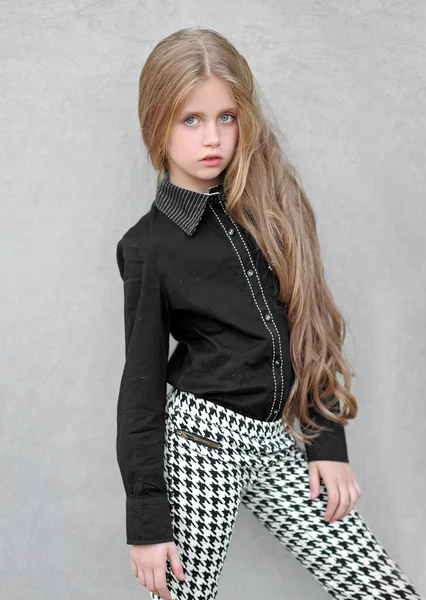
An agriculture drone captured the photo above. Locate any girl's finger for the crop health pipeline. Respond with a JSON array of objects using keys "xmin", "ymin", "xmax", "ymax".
[
  {"xmin": 341, "ymin": 483, "xmax": 359, "ymax": 520},
  {"xmin": 324, "ymin": 482, "xmax": 340, "ymax": 522},
  {"xmin": 329, "ymin": 482, "xmax": 350, "ymax": 523},
  {"xmin": 138, "ymin": 567, "xmax": 146, "ymax": 586},
  {"xmin": 131, "ymin": 556, "xmax": 138, "ymax": 578},
  {"xmin": 353, "ymin": 479, "xmax": 363, "ymax": 497},
  {"xmin": 145, "ymin": 570, "xmax": 157, "ymax": 595}
]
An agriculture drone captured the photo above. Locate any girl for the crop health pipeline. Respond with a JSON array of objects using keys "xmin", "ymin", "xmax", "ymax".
[{"xmin": 115, "ymin": 28, "xmax": 423, "ymax": 600}]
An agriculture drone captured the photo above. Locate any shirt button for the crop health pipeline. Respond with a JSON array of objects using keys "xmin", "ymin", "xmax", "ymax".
[
  {"xmin": 275, "ymin": 358, "xmax": 281, "ymax": 365},
  {"xmin": 265, "ymin": 313, "xmax": 271, "ymax": 321},
  {"xmin": 247, "ymin": 269, "xmax": 254, "ymax": 277},
  {"xmin": 228, "ymin": 227, "xmax": 235, "ymax": 235}
]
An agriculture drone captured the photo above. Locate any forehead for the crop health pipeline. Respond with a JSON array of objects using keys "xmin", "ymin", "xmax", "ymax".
[{"xmin": 177, "ymin": 77, "xmax": 237, "ymax": 114}]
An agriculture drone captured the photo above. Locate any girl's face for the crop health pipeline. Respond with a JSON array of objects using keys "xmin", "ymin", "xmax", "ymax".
[{"xmin": 166, "ymin": 74, "xmax": 239, "ymax": 192}]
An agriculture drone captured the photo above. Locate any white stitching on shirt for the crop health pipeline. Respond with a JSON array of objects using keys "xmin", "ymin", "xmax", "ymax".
[
  {"xmin": 225, "ymin": 206, "xmax": 285, "ymax": 419},
  {"xmin": 209, "ymin": 203, "xmax": 279, "ymax": 420}
]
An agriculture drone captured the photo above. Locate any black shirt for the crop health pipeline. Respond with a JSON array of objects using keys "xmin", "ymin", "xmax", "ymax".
[{"xmin": 115, "ymin": 174, "xmax": 349, "ymax": 545}]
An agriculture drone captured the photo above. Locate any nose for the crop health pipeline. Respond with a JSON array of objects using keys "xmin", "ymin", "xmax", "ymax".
[{"xmin": 203, "ymin": 120, "xmax": 220, "ymax": 147}]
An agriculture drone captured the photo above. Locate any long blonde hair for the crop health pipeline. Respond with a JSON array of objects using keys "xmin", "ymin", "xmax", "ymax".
[{"xmin": 137, "ymin": 27, "xmax": 358, "ymax": 447}]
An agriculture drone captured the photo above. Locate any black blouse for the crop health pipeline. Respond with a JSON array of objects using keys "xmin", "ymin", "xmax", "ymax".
[{"xmin": 115, "ymin": 174, "xmax": 349, "ymax": 545}]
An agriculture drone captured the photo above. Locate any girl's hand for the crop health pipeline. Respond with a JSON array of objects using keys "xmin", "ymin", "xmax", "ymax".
[
  {"xmin": 308, "ymin": 461, "xmax": 363, "ymax": 523},
  {"xmin": 130, "ymin": 541, "xmax": 185, "ymax": 600}
]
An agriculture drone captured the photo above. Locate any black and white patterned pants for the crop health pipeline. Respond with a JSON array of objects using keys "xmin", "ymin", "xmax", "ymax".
[{"xmin": 150, "ymin": 387, "xmax": 422, "ymax": 600}]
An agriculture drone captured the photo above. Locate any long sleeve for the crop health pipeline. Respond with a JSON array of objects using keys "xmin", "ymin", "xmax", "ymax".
[
  {"xmin": 302, "ymin": 392, "xmax": 349, "ymax": 463},
  {"xmin": 116, "ymin": 235, "xmax": 174, "ymax": 545}
]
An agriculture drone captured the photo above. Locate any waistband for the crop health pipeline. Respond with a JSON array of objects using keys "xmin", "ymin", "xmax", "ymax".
[{"xmin": 166, "ymin": 386, "xmax": 288, "ymax": 441}]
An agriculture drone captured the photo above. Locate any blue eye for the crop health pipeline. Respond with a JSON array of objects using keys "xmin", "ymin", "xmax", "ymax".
[
  {"xmin": 220, "ymin": 113, "xmax": 235, "ymax": 123},
  {"xmin": 183, "ymin": 113, "xmax": 236, "ymax": 126},
  {"xmin": 184, "ymin": 116, "xmax": 198, "ymax": 126}
]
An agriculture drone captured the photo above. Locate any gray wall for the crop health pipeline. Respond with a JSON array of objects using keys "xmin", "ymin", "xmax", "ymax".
[{"xmin": 1, "ymin": 1, "xmax": 425, "ymax": 599}]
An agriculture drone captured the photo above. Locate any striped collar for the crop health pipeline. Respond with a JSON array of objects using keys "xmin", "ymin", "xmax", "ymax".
[{"xmin": 153, "ymin": 174, "xmax": 226, "ymax": 236}]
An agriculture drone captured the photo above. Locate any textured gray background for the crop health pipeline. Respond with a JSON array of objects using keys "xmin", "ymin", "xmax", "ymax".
[{"xmin": 1, "ymin": 1, "xmax": 425, "ymax": 599}]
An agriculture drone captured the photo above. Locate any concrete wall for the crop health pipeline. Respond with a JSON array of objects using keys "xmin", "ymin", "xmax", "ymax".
[{"xmin": 1, "ymin": 1, "xmax": 425, "ymax": 598}]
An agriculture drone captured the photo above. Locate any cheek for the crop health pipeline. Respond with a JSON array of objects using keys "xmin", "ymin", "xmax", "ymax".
[
  {"xmin": 168, "ymin": 129, "xmax": 198, "ymax": 155},
  {"xmin": 167, "ymin": 130, "xmax": 180, "ymax": 154},
  {"xmin": 228, "ymin": 124, "xmax": 239, "ymax": 148}
]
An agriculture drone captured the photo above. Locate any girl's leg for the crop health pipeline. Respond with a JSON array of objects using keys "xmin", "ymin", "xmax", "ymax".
[
  {"xmin": 241, "ymin": 438, "xmax": 423, "ymax": 599},
  {"xmin": 150, "ymin": 392, "xmax": 246, "ymax": 600}
]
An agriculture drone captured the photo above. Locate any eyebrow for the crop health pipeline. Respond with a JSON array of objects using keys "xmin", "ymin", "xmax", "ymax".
[{"xmin": 179, "ymin": 107, "xmax": 238, "ymax": 117}]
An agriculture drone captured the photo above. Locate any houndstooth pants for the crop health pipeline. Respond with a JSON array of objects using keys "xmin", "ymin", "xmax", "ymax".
[{"xmin": 150, "ymin": 386, "xmax": 422, "ymax": 600}]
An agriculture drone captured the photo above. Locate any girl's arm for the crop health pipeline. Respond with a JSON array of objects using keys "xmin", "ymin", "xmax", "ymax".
[
  {"xmin": 115, "ymin": 235, "xmax": 173, "ymax": 545},
  {"xmin": 302, "ymin": 399, "xmax": 349, "ymax": 463}
]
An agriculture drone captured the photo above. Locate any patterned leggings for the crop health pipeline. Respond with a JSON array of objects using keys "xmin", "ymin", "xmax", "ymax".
[{"xmin": 150, "ymin": 386, "xmax": 423, "ymax": 600}]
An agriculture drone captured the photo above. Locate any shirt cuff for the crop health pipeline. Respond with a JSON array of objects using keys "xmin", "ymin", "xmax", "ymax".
[
  {"xmin": 126, "ymin": 495, "xmax": 174, "ymax": 545},
  {"xmin": 305, "ymin": 420, "xmax": 349, "ymax": 463}
]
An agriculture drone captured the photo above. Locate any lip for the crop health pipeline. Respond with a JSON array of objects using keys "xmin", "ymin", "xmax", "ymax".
[{"xmin": 201, "ymin": 156, "xmax": 223, "ymax": 166}]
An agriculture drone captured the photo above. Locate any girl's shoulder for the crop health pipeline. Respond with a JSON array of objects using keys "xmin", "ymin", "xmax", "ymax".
[
  {"xmin": 118, "ymin": 213, "xmax": 150, "ymax": 253},
  {"xmin": 116, "ymin": 201, "xmax": 169, "ymax": 264}
]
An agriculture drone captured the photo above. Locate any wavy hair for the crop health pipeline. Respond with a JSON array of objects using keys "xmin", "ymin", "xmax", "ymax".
[{"xmin": 137, "ymin": 27, "xmax": 358, "ymax": 448}]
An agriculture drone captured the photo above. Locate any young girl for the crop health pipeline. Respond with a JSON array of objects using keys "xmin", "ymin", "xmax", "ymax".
[{"xmin": 115, "ymin": 28, "xmax": 423, "ymax": 600}]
